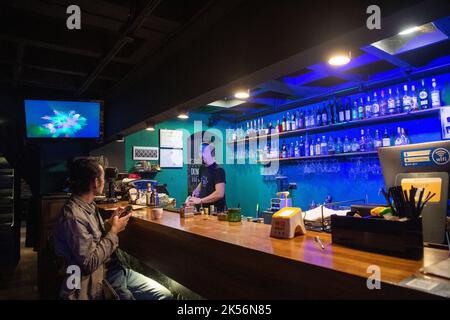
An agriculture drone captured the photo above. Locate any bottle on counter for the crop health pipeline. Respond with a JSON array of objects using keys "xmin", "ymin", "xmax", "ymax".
[
  {"xmin": 146, "ymin": 183, "xmax": 152, "ymax": 206},
  {"xmin": 431, "ymin": 78, "xmax": 441, "ymax": 108}
]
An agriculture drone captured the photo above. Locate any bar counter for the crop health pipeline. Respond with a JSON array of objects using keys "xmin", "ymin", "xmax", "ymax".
[{"xmin": 99, "ymin": 202, "xmax": 449, "ymax": 299}]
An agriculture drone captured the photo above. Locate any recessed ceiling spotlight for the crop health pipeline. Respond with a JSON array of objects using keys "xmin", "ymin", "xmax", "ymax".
[
  {"xmin": 146, "ymin": 121, "xmax": 155, "ymax": 131},
  {"xmin": 328, "ymin": 52, "xmax": 352, "ymax": 66},
  {"xmin": 177, "ymin": 111, "xmax": 189, "ymax": 119},
  {"xmin": 234, "ymin": 90, "xmax": 250, "ymax": 100}
]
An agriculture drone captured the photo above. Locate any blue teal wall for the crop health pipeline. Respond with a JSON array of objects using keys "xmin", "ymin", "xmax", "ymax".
[{"xmin": 125, "ymin": 76, "xmax": 449, "ymax": 217}]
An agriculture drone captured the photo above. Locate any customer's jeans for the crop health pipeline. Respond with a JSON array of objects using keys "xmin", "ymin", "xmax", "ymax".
[{"xmin": 107, "ymin": 265, "xmax": 173, "ymax": 300}]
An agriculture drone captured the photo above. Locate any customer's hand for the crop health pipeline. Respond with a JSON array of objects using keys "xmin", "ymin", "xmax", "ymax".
[{"xmin": 110, "ymin": 211, "xmax": 132, "ymax": 235}]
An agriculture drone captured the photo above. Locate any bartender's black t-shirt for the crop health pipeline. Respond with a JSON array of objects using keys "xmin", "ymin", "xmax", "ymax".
[{"xmin": 199, "ymin": 162, "xmax": 226, "ymax": 212}]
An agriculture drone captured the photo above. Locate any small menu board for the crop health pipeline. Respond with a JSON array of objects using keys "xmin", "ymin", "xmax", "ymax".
[{"xmin": 160, "ymin": 129, "xmax": 183, "ymax": 149}]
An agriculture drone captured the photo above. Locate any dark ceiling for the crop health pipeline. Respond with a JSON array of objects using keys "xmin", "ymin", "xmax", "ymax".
[{"xmin": 0, "ymin": 0, "xmax": 212, "ymax": 97}]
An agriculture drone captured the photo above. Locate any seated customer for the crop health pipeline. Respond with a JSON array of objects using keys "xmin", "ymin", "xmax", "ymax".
[{"xmin": 54, "ymin": 158, "xmax": 173, "ymax": 300}]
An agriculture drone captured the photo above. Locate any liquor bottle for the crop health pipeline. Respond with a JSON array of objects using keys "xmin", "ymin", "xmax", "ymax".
[
  {"xmin": 281, "ymin": 140, "xmax": 287, "ymax": 158},
  {"xmin": 335, "ymin": 137, "xmax": 343, "ymax": 154},
  {"xmin": 290, "ymin": 142, "xmax": 295, "ymax": 157},
  {"xmin": 299, "ymin": 110, "xmax": 305, "ymax": 129},
  {"xmin": 285, "ymin": 112, "xmax": 291, "ymax": 131},
  {"xmin": 327, "ymin": 136, "xmax": 335, "ymax": 155},
  {"xmin": 146, "ymin": 183, "xmax": 152, "ymax": 206},
  {"xmin": 322, "ymin": 104, "xmax": 328, "ymax": 126},
  {"xmin": 380, "ymin": 90, "xmax": 387, "ymax": 116},
  {"xmin": 315, "ymin": 136, "xmax": 322, "ymax": 156},
  {"xmin": 358, "ymin": 97, "xmax": 365, "ymax": 120},
  {"xmin": 331, "ymin": 99, "xmax": 338, "ymax": 124},
  {"xmin": 394, "ymin": 127, "xmax": 403, "ymax": 146},
  {"xmin": 365, "ymin": 95, "xmax": 372, "ymax": 119},
  {"xmin": 365, "ymin": 129, "xmax": 374, "ymax": 151},
  {"xmin": 298, "ymin": 137, "xmax": 305, "ymax": 157},
  {"xmin": 372, "ymin": 92, "xmax": 380, "ymax": 117},
  {"xmin": 292, "ymin": 112, "xmax": 297, "ymax": 131},
  {"xmin": 282, "ymin": 114, "xmax": 286, "ymax": 132},
  {"xmin": 305, "ymin": 135, "xmax": 310, "ymax": 157},
  {"xmin": 401, "ymin": 128, "xmax": 410, "ymax": 145},
  {"xmin": 310, "ymin": 137, "xmax": 316, "ymax": 156},
  {"xmin": 352, "ymin": 100, "xmax": 358, "ymax": 121},
  {"xmin": 359, "ymin": 129, "xmax": 366, "ymax": 152},
  {"xmin": 320, "ymin": 136, "xmax": 328, "ymax": 155},
  {"xmin": 294, "ymin": 140, "xmax": 300, "ymax": 157},
  {"xmin": 310, "ymin": 109, "xmax": 316, "ymax": 128},
  {"xmin": 352, "ymin": 137, "xmax": 360, "ymax": 152},
  {"xmin": 245, "ymin": 122, "xmax": 250, "ymax": 138},
  {"xmin": 411, "ymin": 85, "xmax": 419, "ymax": 111},
  {"xmin": 382, "ymin": 128, "xmax": 391, "ymax": 147},
  {"xmin": 402, "ymin": 85, "xmax": 411, "ymax": 113},
  {"xmin": 345, "ymin": 99, "xmax": 352, "ymax": 122},
  {"xmin": 395, "ymin": 87, "xmax": 402, "ymax": 114},
  {"xmin": 277, "ymin": 119, "xmax": 282, "ymax": 133},
  {"xmin": 374, "ymin": 130, "xmax": 383, "ymax": 149},
  {"xmin": 419, "ymin": 79, "xmax": 429, "ymax": 109},
  {"xmin": 343, "ymin": 136, "xmax": 351, "ymax": 153},
  {"xmin": 338, "ymin": 102, "xmax": 345, "ymax": 123},
  {"xmin": 316, "ymin": 108, "xmax": 322, "ymax": 127},
  {"xmin": 431, "ymin": 78, "xmax": 441, "ymax": 108},
  {"xmin": 387, "ymin": 88, "xmax": 396, "ymax": 114}
]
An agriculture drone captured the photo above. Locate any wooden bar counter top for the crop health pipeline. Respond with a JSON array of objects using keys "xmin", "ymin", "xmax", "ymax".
[{"xmin": 98, "ymin": 202, "xmax": 449, "ymax": 299}]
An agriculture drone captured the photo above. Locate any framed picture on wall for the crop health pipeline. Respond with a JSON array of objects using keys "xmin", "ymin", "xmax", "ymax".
[
  {"xmin": 132, "ymin": 146, "xmax": 159, "ymax": 161},
  {"xmin": 160, "ymin": 129, "xmax": 184, "ymax": 149},
  {"xmin": 160, "ymin": 148, "xmax": 183, "ymax": 168}
]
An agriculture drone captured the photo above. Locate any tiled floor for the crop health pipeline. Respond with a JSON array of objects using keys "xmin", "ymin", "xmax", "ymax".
[{"xmin": 0, "ymin": 228, "xmax": 38, "ymax": 300}]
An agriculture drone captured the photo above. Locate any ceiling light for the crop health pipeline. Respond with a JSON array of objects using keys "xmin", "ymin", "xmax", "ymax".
[
  {"xmin": 177, "ymin": 111, "xmax": 189, "ymax": 119},
  {"xmin": 328, "ymin": 52, "xmax": 351, "ymax": 66},
  {"xmin": 234, "ymin": 90, "xmax": 250, "ymax": 99},
  {"xmin": 146, "ymin": 121, "xmax": 155, "ymax": 131},
  {"xmin": 116, "ymin": 135, "xmax": 124, "ymax": 143},
  {"xmin": 399, "ymin": 26, "xmax": 420, "ymax": 35}
]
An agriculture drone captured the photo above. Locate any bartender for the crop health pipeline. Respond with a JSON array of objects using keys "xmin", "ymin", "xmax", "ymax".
[{"xmin": 187, "ymin": 142, "xmax": 227, "ymax": 212}]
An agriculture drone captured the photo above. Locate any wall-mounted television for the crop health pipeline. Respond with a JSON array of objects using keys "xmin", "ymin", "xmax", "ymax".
[{"xmin": 25, "ymin": 100, "xmax": 101, "ymax": 138}]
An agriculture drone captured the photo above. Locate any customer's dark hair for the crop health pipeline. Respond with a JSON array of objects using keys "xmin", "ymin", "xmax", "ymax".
[{"xmin": 69, "ymin": 158, "xmax": 102, "ymax": 194}]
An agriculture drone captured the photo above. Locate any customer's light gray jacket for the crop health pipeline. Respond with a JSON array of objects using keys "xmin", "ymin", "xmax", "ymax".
[{"xmin": 54, "ymin": 195, "xmax": 118, "ymax": 300}]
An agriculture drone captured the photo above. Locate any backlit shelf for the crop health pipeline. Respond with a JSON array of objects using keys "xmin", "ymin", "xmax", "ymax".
[
  {"xmin": 256, "ymin": 151, "xmax": 379, "ymax": 164},
  {"xmin": 227, "ymin": 106, "xmax": 445, "ymax": 145}
]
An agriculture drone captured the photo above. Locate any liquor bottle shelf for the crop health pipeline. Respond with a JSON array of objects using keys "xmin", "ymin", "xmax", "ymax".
[
  {"xmin": 257, "ymin": 151, "xmax": 379, "ymax": 163},
  {"xmin": 228, "ymin": 106, "xmax": 445, "ymax": 145}
]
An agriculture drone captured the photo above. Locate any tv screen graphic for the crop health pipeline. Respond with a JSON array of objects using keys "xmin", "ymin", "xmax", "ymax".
[{"xmin": 25, "ymin": 100, "xmax": 101, "ymax": 138}]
